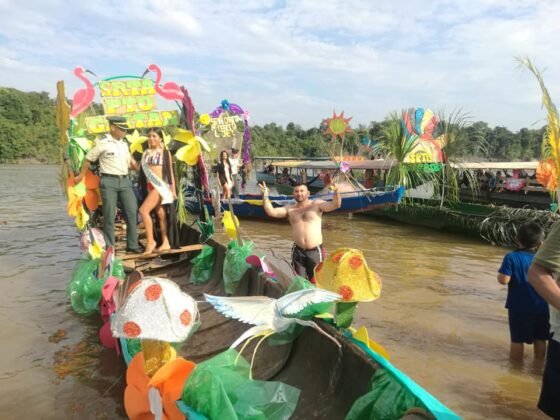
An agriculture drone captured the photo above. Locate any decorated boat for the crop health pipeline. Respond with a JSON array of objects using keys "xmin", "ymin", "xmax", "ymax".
[
  {"xmin": 185, "ymin": 184, "xmax": 405, "ymax": 219},
  {"xmin": 56, "ymin": 66, "xmax": 459, "ymax": 419}
]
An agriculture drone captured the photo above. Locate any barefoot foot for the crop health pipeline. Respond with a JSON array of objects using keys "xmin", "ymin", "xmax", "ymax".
[
  {"xmin": 143, "ymin": 242, "xmax": 157, "ymax": 255},
  {"xmin": 157, "ymin": 241, "xmax": 171, "ymax": 253}
]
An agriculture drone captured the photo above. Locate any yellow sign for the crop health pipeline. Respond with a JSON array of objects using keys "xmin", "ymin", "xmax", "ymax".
[
  {"xmin": 404, "ymin": 141, "xmax": 441, "ymax": 163},
  {"xmin": 84, "ymin": 78, "xmax": 179, "ymax": 134},
  {"xmin": 85, "ymin": 111, "xmax": 179, "ymax": 134},
  {"xmin": 210, "ymin": 112, "xmax": 241, "ymax": 138}
]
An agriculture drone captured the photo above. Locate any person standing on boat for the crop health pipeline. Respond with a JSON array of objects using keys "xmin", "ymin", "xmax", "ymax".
[
  {"xmin": 217, "ymin": 150, "xmax": 234, "ymax": 200},
  {"xmin": 230, "ymin": 148, "xmax": 241, "ymax": 197},
  {"xmin": 528, "ymin": 221, "xmax": 560, "ymax": 419},
  {"xmin": 74, "ymin": 116, "xmax": 142, "ymax": 253},
  {"xmin": 259, "ymin": 181, "xmax": 341, "ymax": 281},
  {"xmin": 138, "ymin": 128, "xmax": 177, "ymax": 255},
  {"xmin": 497, "ymin": 222, "xmax": 549, "ymax": 362}
]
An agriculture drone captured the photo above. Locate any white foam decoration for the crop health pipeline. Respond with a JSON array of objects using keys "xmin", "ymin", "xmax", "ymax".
[{"xmin": 111, "ymin": 277, "xmax": 198, "ymax": 342}]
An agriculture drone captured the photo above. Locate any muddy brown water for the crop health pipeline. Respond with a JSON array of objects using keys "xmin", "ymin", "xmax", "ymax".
[{"xmin": 0, "ymin": 165, "xmax": 548, "ymax": 419}]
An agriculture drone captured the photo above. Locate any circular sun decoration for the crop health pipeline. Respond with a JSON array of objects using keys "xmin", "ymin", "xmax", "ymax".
[{"xmin": 324, "ymin": 110, "xmax": 352, "ymax": 141}]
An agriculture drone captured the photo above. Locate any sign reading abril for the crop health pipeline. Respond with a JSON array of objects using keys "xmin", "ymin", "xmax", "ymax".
[{"xmin": 85, "ymin": 79, "xmax": 179, "ymax": 134}]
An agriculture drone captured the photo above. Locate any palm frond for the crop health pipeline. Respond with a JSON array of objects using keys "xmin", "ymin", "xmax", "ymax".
[{"xmin": 517, "ymin": 57, "xmax": 560, "ymax": 164}]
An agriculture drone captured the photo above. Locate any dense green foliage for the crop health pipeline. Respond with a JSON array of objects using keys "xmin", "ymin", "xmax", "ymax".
[
  {"xmin": 0, "ymin": 87, "xmax": 59, "ymax": 162},
  {"xmin": 0, "ymin": 87, "xmax": 548, "ymax": 163}
]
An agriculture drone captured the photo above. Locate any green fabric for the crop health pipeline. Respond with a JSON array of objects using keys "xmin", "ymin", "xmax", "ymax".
[
  {"xmin": 347, "ymin": 337, "xmax": 460, "ymax": 420},
  {"xmin": 335, "ymin": 301, "xmax": 358, "ymax": 329},
  {"xmin": 195, "ymin": 205, "xmax": 215, "ymax": 240},
  {"xmin": 180, "ymin": 349, "xmax": 300, "ymax": 420},
  {"xmin": 190, "ymin": 245, "xmax": 216, "ymax": 284},
  {"xmin": 345, "ymin": 369, "xmax": 427, "ymax": 420},
  {"xmin": 534, "ymin": 221, "xmax": 560, "ymax": 272},
  {"xmin": 99, "ymin": 176, "xmax": 138, "ymax": 249},
  {"xmin": 223, "ymin": 240, "xmax": 254, "ymax": 294},
  {"xmin": 67, "ymin": 257, "xmax": 125, "ymax": 315}
]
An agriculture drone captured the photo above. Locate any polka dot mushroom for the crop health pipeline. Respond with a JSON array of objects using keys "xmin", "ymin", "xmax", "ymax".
[
  {"xmin": 314, "ymin": 248, "xmax": 381, "ymax": 303},
  {"xmin": 112, "ymin": 277, "xmax": 199, "ymax": 343}
]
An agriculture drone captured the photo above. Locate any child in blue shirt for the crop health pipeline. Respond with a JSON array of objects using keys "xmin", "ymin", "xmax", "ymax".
[{"xmin": 498, "ymin": 222, "xmax": 550, "ymax": 361}]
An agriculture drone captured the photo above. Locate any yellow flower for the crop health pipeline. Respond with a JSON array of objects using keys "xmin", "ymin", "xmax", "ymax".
[
  {"xmin": 126, "ymin": 130, "xmax": 147, "ymax": 154},
  {"xmin": 199, "ymin": 113, "xmax": 211, "ymax": 126}
]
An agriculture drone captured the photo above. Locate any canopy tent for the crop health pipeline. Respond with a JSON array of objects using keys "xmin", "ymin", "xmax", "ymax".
[{"xmin": 270, "ymin": 159, "xmax": 538, "ymax": 171}]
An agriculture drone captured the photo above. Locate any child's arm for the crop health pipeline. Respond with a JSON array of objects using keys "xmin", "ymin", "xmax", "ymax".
[
  {"xmin": 497, "ymin": 273, "xmax": 510, "ymax": 285},
  {"xmin": 497, "ymin": 253, "xmax": 513, "ymax": 285}
]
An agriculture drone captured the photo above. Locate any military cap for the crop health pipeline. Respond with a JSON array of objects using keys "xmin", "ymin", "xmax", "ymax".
[{"xmin": 106, "ymin": 115, "xmax": 130, "ymax": 130}]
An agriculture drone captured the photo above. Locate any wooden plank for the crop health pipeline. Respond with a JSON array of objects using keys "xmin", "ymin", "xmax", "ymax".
[{"xmin": 120, "ymin": 244, "xmax": 203, "ymax": 261}]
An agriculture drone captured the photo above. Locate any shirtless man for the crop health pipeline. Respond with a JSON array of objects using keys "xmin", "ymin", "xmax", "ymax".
[{"xmin": 260, "ymin": 181, "xmax": 341, "ymax": 281}]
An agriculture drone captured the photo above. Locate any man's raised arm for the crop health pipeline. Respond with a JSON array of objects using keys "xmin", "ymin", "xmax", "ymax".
[
  {"xmin": 319, "ymin": 184, "xmax": 342, "ymax": 213},
  {"xmin": 260, "ymin": 182, "xmax": 288, "ymax": 218}
]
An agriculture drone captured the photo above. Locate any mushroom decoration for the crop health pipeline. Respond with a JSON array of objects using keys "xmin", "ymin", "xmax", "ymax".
[
  {"xmin": 314, "ymin": 248, "xmax": 382, "ymax": 328},
  {"xmin": 112, "ymin": 277, "xmax": 199, "ymax": 420},
  {"xmin": 112, "ymin": 277, "xmax": 199, "ymax": 343}
]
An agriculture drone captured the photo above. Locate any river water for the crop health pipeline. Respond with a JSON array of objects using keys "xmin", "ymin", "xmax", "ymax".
[{"xmin": 0, "ymin": 165, "xmax": 548, "ymax": 419}]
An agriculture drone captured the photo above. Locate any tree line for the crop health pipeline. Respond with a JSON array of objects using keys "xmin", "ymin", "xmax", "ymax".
[{"xmin": 0, "ymin": 87, "xmax": 547, "ymax": 163}]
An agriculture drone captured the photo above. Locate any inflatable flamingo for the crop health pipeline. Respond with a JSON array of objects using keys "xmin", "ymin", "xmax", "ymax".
[
  {"xmin": 70, "ymin": 67, "xmax": 96, "ymax": 117},
  {"xmin": 143, "ymin": 64, "xmax": 184, "ymax": 101}
]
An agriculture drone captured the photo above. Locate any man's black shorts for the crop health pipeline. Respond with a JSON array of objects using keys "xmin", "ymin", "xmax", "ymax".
[
  {"xmin": 291, "ymin": 244, "xmax": 325, "ymax": 282},
  {"xmin": 508, "ymin": 310, "xmax": 550, "ymax": 344},
  {"xmin": 539, "ymin": 338, "xmax": 560, "ymax": 418}
]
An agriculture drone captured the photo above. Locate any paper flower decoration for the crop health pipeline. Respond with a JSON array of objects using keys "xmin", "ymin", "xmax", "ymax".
[
  {"xmin": 314, "ymin": 248, "xmax": 381, "ymax": 302},
  {"xmin": 222, "ymin": 210, "xmax": 239, "ymax": 240},
  {"xmin": 536, "ymin": 158, "xmax": 558, "ymax": 191},
  {"xmin": 339, "ymin": 161, "xmax": 350, "ymax": 173},
  {"xmin": 324, "ymin": 110, "xmax": 352, "ymax": 141},
  {"xmin": 99, "ymin": 276, "xmax": 119, "ymax": 350},
  {"xmin": 127, "ymin": 130, "xmax": 148, "ymax": 154},
  {"xmin": 199, "ymin": 113, "xmax": 211, "ymax": 126},
  {"xmin": 79, "ymin": 228, "xmax": 106, "ymax": 257},
  {"xmin": 246, "ymin": 255, "xmax": 276, "ymax": 279},
  {"xmin": 174, "ymin": 128, "xmax": 210, "ymax": 166},
  {"xmin": 112, "ymin": 277, "xmax": 199, "ymax": 342},
  {"xmin": 125, "ymin": 351, "xmax": 195, "ymax": 420}
]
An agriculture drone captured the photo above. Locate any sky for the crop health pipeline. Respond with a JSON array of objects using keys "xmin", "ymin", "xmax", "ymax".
[{"xmin": 0, "ymin": 0, "xmax": 559, "ymax": 131}]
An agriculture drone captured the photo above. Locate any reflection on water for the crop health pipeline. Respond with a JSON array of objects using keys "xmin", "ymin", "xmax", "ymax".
[{"xmin": 0, "ymin": 165, "xmax": 548, "ymax": 419}]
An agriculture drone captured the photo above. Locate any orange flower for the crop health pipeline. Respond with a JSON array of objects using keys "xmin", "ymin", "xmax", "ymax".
[
  {"xmin": 125, "ymin": 352, "xmax": 195, "ymax": 420},
  {"xmin": 536, "ymin": 159, "xmax": 558, "ymax": 191}
]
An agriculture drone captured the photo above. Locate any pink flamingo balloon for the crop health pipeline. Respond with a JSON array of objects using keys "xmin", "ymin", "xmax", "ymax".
[
  {"xmin": 143, "ymin": 64, "xmax": 184, "ymax": 101},
  {"xmin": 70, "ymin": 67, "xmax": 96, "ymax": 117}
]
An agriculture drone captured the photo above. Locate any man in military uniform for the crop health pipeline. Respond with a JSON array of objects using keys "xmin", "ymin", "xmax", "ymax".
[{"xmin": 75, "ymin": 116, "xmax": 141, "ymax": 253}]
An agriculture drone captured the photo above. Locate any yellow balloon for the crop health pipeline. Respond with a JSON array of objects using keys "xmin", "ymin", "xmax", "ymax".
[{"xmin": 199, "ymin": 114, "xmax": 211, "ymax": 126}]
